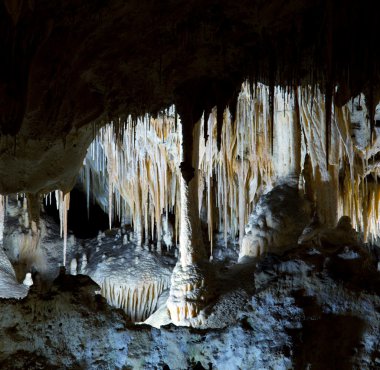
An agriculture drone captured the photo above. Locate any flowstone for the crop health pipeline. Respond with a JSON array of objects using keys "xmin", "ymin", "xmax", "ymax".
[{"xmin": 239, "ymin": 183, "xmax": 311, "ymax": 261}]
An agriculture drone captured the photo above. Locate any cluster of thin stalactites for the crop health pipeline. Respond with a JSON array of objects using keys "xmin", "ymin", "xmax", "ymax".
[
  {"xmin": 1, "ymin": 83, "xmax": 380, "ymax": 267},
  {"xmin": 101, "ymin": 277, "xmax": 170, "ymax": 322},
  {"xmin": 73, "ymin": 83, "xmax": 380, "ymax": 252}
]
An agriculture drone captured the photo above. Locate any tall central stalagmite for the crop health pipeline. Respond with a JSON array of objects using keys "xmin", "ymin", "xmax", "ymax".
[{"xmin": 167, "ymin": 98, "xmax": 211, "ymax": 325}]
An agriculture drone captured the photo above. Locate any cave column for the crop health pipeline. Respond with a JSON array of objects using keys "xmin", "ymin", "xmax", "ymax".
[
  {"xmin": 178, "ymin": 120, "xmax": 206, "ymax": 266},
  {"xmin": 167, "ymin": 116, "xmax": 211, "ymax": 326}
]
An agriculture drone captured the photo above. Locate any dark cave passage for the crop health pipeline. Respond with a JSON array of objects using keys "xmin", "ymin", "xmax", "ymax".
[{"xmin": 43, "ymin": 187, "xmax": 112, "ymax": 239}]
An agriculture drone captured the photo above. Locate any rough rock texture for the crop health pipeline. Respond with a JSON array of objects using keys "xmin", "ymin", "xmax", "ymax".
[
  {"xmin": 0, "ymin": 125, "xmax": 93, "ymax": 195},
  {"xmin": 0, "ymin": 245, "xmax": 28, "ymax": 299},
  {"xmin": 0, "ymin": 237, "xmax": 379, "ymax": 369}
]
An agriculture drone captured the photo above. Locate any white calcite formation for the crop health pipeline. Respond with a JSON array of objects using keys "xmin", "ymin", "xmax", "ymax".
[
  {"xmin": 198, "ymin": 84, "xmax": 275, "ymax": 250},
  {"xmin": 2, "ymin": 196, "xmax": 78, "ymax": 282},
  {"xmin": 79, "ymin": 230, "xmax": 175, "ymax": 322},
  {"xmin": 100, "ymin": 276, "xmax": 169, "ymax": 322},
  {"xmin": 167, "ymin": 120, "xmax": 211, "ymax": 325},
  {"xmin": 42, "ymin": 190, "xmax": 71, "ymax": 268},
  {"xmin": 77, "ymin": 84, "xmax": 380, "ymax": 254},
  {"xmin": 239, "ymin": 183, "xmax": 311, "ymax": 261},
  {"xmin": 86, "ymin": 244, "xmax": 172, "ymax": 322},
  {"xmin": 78, "ymin": 84, "xmax": 278, "ymax": 256},
  {"xmin": 79, "ymin": 109, "xmax": 182, "ymax": 249},
  {"xmin": 167, "ymin": 262, "xmax": 211, "ymax": 326},
  {"xmin": 70, "ymin": 258, "xmax": 78, "ymax": 275},
  {"xmin": 70, "ymin": 83, "xmax": 380, "ymax": 325},
  {"xmin": 22, "ymin": 272, "xmax": 33, "ymax": 286}
]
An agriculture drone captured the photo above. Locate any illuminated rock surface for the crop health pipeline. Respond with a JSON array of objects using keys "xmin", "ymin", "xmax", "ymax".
[{"xmin": 0, "ymin": 233, "xmax": 379, "ymax": 369}]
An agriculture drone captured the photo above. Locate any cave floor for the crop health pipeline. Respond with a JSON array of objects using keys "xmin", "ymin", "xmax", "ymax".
[{"xmin": 0, "ymin": 224, "xmax": 379, "ymax": 369}]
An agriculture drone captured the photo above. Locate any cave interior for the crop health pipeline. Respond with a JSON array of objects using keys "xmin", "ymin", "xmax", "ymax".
[{"xmin": 0, "ymin": 1, "xmax": 380, "ymax": 369}]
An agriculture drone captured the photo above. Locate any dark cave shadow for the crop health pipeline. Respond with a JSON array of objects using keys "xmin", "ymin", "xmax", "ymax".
[
  {"xmin": 289, "ymin": 291, "xmax": 367, "ymax": 370},
  {"xmin": 43, "ymin": 186, "xmax": 112, "ymax": 239},
  {"xmin": 211, "ymin": 253, "xmax": 282, "ymax": 297},
  {"xmin": 213, "ymin": 260, "xmax": 256, "ymax": 295}
]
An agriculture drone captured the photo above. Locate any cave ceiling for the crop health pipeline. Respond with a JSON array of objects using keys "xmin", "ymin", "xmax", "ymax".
[{"xmin": 0, "ymin": 0, "xmax": 379, "ymax": 194}]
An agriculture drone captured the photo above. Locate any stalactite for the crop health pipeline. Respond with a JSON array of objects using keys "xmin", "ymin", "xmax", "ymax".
[
  {"xmin": 100, "ymin": 276, "xmax": 170, "ymax": 322},
  {"xmin": 79, "ymin": 84, "xmax": 280, "ymax": 252},
  {"xmin": 292, "ymin": 87, "xmax": 302, "ymax": 177},
  {"xmin": 78, "ymin": 84, "xmax": 380, "ymax": 257},
  {"xmin": 365, "ymin": 85, "xmax": 375, "ymax": 145},
  {"xmin": 54, "ymin": 190, "xmax": 71, "ymax": 267},
  {"xmin": 80, "ymin": 109, "xmax": 182, "ymax": 247},
  {"xmin": 26, "ymin": 193, "xmax": 41, "ymax": 227},
  {"xmin": 203, "ymin": 106, "xmax": 211, "ymax": 142},
  {"xmin": 63, "ymin": 192, "xmax": 70, "ymax": 267},
  {"xmin": 198, "ymin": 83, "xmax": 275, "ymax": 246},
  {"xmin": 269, "ymin": 82, "xmax": 275, "ymax": 155},
  {"xmin": 85, "ymin": 159, "xmax": 90, "ymax": 219},
  {"xmin": 325, "ymin": 85, "xmax": 332, "ymax": 168},
  {"xmin": 216, "ymin": 104, "xmax": 223, "ymax": 151}
]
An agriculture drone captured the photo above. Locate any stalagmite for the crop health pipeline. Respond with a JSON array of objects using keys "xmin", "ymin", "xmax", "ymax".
[
  {"xmin": 10, "ymin": 195, "xmax": 42, "ymax": 262},
  {"xmin": 81, "ymin": 253, "xmax": 87, "ymax": 273},
  {"xmin": 167, "ymin": 118, "xmax": 211, "ymax": 325},
  {"xmin": 70, "ymin": 258, "xmax": 78, "ymax": 275},
  {"xmin": 239, "ymin": 184, "xmax": 311, "ymax": 260},
  {"xmin": 22, "ymin": 272, "xmax": 33, "ymax": 286}
]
